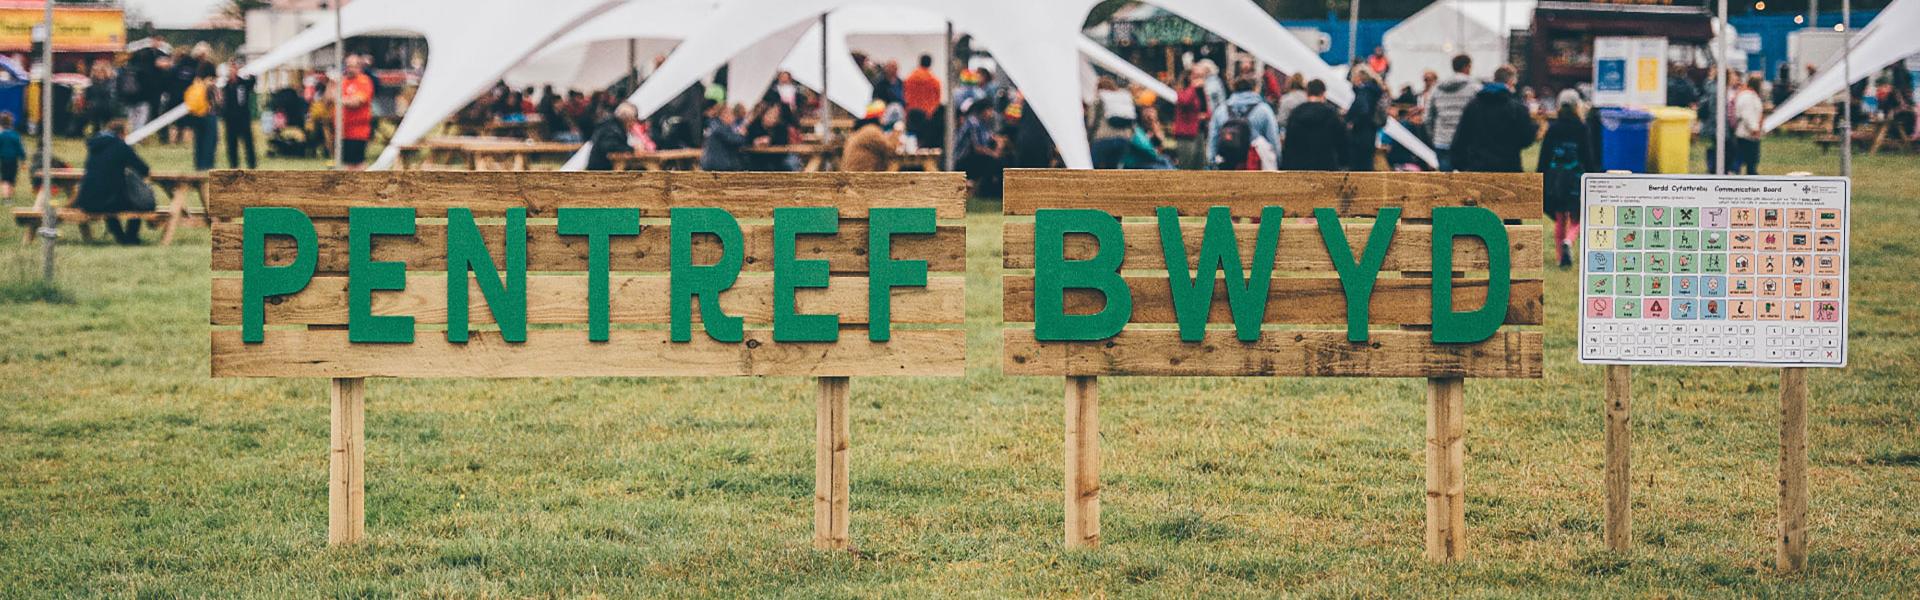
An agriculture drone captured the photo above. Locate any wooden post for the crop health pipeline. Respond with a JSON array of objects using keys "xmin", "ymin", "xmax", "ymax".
[
  {"xmin": 813, "ymin": 376, "xmax": 851, "ymax": 550},
  {"xmin": 1425, "ymin": 376, "xmax": 1466, "ymax": 562},
  {"xmin": 1064, "ymin": 376, "xmax": 1100, "ymax": 549},
  {"xmin": 1778, "ymin": 367, "xmax": 1809, "ymax": 571},
  {"xmin": 1604, "ymin": 365, "xmax": 1632, "ymax": 551},
  {"xmin": 328, "ymin": 377, "xmax": 366, "ymax": 546}
]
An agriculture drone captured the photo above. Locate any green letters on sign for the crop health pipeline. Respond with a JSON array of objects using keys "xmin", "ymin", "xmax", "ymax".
[
  {"xmin": 1033, "ymin": 209, "xmax": 1132, "ymax": 341},
  {"xmin": 773, "ymin": 207, "xmax": 840, "ymax": 342},
  {"xmin": 348, "ymin": 207, "xmax": 417, "ymax": 343},
  {"xmin": 1157, "ymin": 206, "xmax": 1283, "ymax": 342},
  {"xmin": 239, "ymin": 207, "xmax": 318, "ymax": 343},
  {"xmin": 1316, "ymin": 207, "xmax": 1399, "ymax": 342},
  {"xmin": 556, "ymin": 208, "xmax": 640, "ymax": 342},
  {"xmin": 670, "ymin": 208, "xmax": 744, "ymax": 343},
  {"xmin": 1431, "ymin": 206, "xmax": 1511, "ymax": 343},
  {"xmin": 446, "ymin": 207, "xmax": 528, "ymax": 343},
  {"xmin": 866, "ymin": 207, "xmax": 934, "ymax": 342}
]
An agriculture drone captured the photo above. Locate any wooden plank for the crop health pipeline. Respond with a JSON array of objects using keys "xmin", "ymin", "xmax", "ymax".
[
  {"xmin": 208, "ymin": 171, "xmax": 968, "ymax": 219},
  {"xmin": 1002, "ymin": 276, "xmax": 1543, "ymax": 325},
  {"xmin": 213, "ymin": 329, "xmax": 966, "ymax": 378},
  {"xmin": 1002, "ymin": 330, "xmax": 1543, "ymax": 378},
  {"xmin": 1604, "ymin": 365, "xmax": 1632, "ymax": 552},
  {"xmin": 328, "ymin": 377, "xmax": 366, "ymax": 546},
  {"xmin": 1425, "ymin": 376, "xmax": 1466, "ymax": 562},
  {"xmin": 1003, "ymin": 170, "xmax": 1541, "ymax": 219},
  {"xmin": 1002, "ymin": 222, "xmax": 1542, "ymax": 272},
  {"xmin": 212, "ymin": 275, "xmax": 965, "ymax": 326},
  {"xmin": 1778, "ymin": 367, "xmax": 1809, "ymax": 572},
  {"xmin": 212, "ymin": 221, "xmax": 966, "ymax": 274},
  {"xmin": 1063, "ymin": 376, "xmax": 1100, "ymax": 549},
  {"xmin": 814, "ymin": 376, "xmax": 851, "ymax": 550}
]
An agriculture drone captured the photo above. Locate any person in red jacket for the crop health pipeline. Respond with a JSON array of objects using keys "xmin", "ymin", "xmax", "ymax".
[
  {"xmin": 338, "ymin": 55, "xmax": 375, "ymax": 169},
  {"xmin": 902, "ymin": 54, "xmax": 943, "ymax": 147},
  {"xmin": 1171, "ymin": 68, "xmax": 1210, "ymax": 169}
]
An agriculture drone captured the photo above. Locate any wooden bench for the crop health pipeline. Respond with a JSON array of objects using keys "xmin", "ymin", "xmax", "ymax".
[
  {"xmin": 14, "ymin": 169, "xmax": 210, "ymax": 245},
  {"xmin": 608, "ymin": 148, "xmax": 703, "ymax": 171},
  {"xmin": 394, "ymin": 137, "xmax": 582, "ymax": 171}
]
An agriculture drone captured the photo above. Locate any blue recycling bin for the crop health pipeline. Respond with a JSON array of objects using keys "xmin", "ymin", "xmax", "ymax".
[{"xmin": 1598, "ymin": 107, "xmax": 1652, "ymax": 173}]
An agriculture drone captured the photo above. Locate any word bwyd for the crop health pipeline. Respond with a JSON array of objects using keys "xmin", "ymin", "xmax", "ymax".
[{"xmin": 209, "ymin": 171, "xmax": 969, "ymax": 379}]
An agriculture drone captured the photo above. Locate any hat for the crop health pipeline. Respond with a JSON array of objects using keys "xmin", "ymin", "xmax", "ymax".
[{"xmin": 864, "ymin": 100, "xmax": 887, "ymax": 119}]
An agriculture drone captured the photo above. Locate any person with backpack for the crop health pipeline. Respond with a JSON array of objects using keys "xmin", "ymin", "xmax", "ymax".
[
  {"xmin": 1344, "ymin": 65, "xmax": 1389, "ymax": 171},
  {"xmin": 1278, "ymin": 80, "xmax": 1346, "ymax": 171},
  {"xmin": 1206, "ymin": 76, "xmax": 1279, "ymax": 170},
  {"xmin": 184, "ymin": 65, "xmax": 220, "ymax": 171},
  {"xmin": 1537, "ymin": 90, "xmax": 1597, "ymax": 269},
  {"xmin": 1449, "ymin": 65, "xmax": 1535, "ymax": 173}
]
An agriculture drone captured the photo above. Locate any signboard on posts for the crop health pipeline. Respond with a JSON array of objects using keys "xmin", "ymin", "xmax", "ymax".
[
  {"xmin": 209, "ymin": 170, "xmax": 968, "ymax": 548},
  {"xmin": 1001, "ymin": 170, "xmax": 1544, "ymax": 560}
]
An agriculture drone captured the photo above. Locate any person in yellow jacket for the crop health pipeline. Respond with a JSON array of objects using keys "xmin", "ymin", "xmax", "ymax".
[{"xmin": 184, "ymin": 65, "xmax": 220, "ymax": 170}]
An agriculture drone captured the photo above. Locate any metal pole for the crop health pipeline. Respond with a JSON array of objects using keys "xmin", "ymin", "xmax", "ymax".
[
  {"xmin": 333, "ymin": 0, "xmax": 345, "ymax": 169},
  {"xmin": 1348, "ymin": 0, "xmax": 1360, "ymax": 68},
  {"xmin": 944, "ymin": 21, "xmax": 956, "ymax": 171},
  {"xmin": 36, "ymin": 0, "xmax": 53, "ymax": 281},
  {"xmin": 1840, "ymin": 0, "xmax": 1851, "ymax": 176},
  {"xmin": 1498, "ymin": 0, "xmax": 1508, "ymax": 64},
  {"xmin": 817, "ymin": 14, "xmax": 830, "ymax": 145},
  {"xmin": 628, "ymin": 39, "xmax": 638, "ymax": 96},
  {"xmin": 1715, "ymin": 0, "xmax": 1729, "ymax": 175}
]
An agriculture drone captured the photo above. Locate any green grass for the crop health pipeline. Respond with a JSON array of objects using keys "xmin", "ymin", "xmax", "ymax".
[{"xmin": 1, "ymin": 136, "xmax": 1917, "ymax": 597}]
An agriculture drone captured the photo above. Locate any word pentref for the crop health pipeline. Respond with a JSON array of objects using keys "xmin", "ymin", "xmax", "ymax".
[
  {"xmin": 1002, "ymin": 170, "xmax": 1544, "ymax": 379},
  {"xmin": 209, "ymin": 171, "xmax": 969, "ymax": 378}
]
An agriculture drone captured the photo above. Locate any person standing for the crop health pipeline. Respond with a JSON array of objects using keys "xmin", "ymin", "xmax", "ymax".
[
  {"xmin": 0, "ymin": 114, "xmax": 22, "ymax": 200},
  {"xmin": 872, "ymin": 60, "xmax": 905, "ymax": 106},
  {"xmin": 1278, "ymin": 80, "xmax": 1346, "ymax": 171},
  {"xmin": 1366, "ymin": 46, "xmax": 1391, "ymax": 80},
  {"xmin": 1088, "ymin": 77, "xmax": 1137, "ymax": 169},
  {"xmin": 1428, "ymin": 55, "xmax": 1481, "ymax": 170},
  {"xmin": 185, "ymin": 65, "xmax": 220, "ymax": 171},
  {"xmin": 338, "ymin": 55, "xmax": 375, "ymax": 170},
  {"xmin": 1344, "ymin": 66, "xmax": 1388, "ymax": 171},
  {"xmin": 1274, "ymin": 73, "xmax": 1308, "ymax": 140},
  {"xmin": 222, "ymin": 59, "xmax": 259, "ymax": 169},
  {"xmin": 903, "ymin": 54, "xmax": 943, "ymax": 148},
  {"xmin": 1730, "ymin": 73, "xmax": 1766, "ymax": 175},
  {"xmin": 1170, "ymin": 68, "xmax": 1210, "ymax": 169},
  {"xmin": 83, "ymin": 59, "xmax": 117, "ymax": 136},
  {"xmin": 1449, "ymin": 65, "xmax": 1535, "ymax": 173},
  {"xmin": 1537, "ymin": 90, "xmax": 1596, "ymax": 269},
  {"xmin": 169, "ymin": 43, "xmax": 212, "ymax": 144},
  {"xmin": 1206, "ymin": 77, "xmax": 1280, "ymax": 170}
]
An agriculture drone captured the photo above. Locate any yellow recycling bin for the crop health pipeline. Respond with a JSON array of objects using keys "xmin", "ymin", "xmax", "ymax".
[{"xmin": 1646, "ymin": 107, "xmax": 1696, "ymax": 174}]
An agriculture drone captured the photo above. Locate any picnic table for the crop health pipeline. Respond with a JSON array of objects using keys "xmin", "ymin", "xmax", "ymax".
[
  {"xmin": 449, "ymin": 117, "xmax": 547, "ymax": 140},
  {"xmin": 1780, "ymin": 105, "xmax": 1837, "ymax": 136},
  {"xmin": 1813, "ymin": 109, "xmax": 1916, "ymax": 155},
  {"xmin": 889, "ymin": 148, "xmax": 944, "ymax": 172},
  {"xmin": 608, "ymin": 148, "xmax": 704, "ymax": 171},
  {"xmin": 744, "ymin": 144, "xmax": 836, "ymax": 172},
  {"xmin": 396, "ymin": 137, "xmax": 583, "ymax": 171},
  {"xmin": 14, "ymin": 169, "xmax": 210, "ymax": 246}
]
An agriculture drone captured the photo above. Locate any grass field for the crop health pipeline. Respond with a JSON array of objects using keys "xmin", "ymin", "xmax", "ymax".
[{"xmin": 1, "ymin": 136, "xmax": 1916, "ymax": 597}]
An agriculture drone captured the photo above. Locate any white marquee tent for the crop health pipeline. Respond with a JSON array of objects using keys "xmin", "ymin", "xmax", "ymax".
[
  {"xmin": 159, "ymin": 0, "xmax": 1436, "ymax": 170},
  {"xmin": 500, "ymin": 0, "xmax": 717, "ymax": 92},
  {"xmin": 1763, "ymin": 0, "xmax": 1920, "ymax": 132},
  {"xmin": 1382, "ymin": 0, "xmax": 1537, "ymax": 93}
]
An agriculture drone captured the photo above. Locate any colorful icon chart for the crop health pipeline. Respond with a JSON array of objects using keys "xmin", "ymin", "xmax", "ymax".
[{"xmin": 1579, "ymin": 175, "xmax": 1849, "ymax": 367}]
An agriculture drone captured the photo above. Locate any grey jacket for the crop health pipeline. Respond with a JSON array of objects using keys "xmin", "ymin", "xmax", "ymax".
[{"xmin": 1428, "ymin": 73, "xmax": 1482, "ymax": 148}]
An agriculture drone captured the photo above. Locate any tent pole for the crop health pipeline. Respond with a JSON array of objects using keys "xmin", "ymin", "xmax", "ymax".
[
  {"xmin": 944, "ymin": 21, "xmax": 956, "ymax": 172},
  {"xmin": 1715, "ymin": 0, "xmax": 1728, "ymax": 175},
  {"xmin": 333, "ymin": 0, "xmax": 344, "ymax": 170},
  {"xmin": 1498, "ymin": 0, "xmax": 1508, "ymax": 64},
  {"xmin": 1348, "ymin": 0, "xmax": 1360, "ymax": 67},
  {"xmin": 818, "ymin": 14, "xmax": 830, "ymax": 145},
  {"xmin": 629, "ymin": 39, "xmax": 639, "ymax": 96},
  {"xmin": 1840, "ymin": 0, "xmax": 1851, "ymax": 176},
  {"xmin": 36, "ymin": 0, "xmax": 52, "ymax": 281}
]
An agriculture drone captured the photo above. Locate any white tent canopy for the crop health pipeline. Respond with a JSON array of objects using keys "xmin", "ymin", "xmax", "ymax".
[
  {"xmin": 1382, "ymin": 0, "xmax": 1537, "ymax": 93},
  {"xmin": 500, "ymin": 0, "xmax": 719, "ymax": 92},
  {"xmin": 128, "ymin": 0, "xmax": 624, "ymax": 172},
  {"xmin": 1763, "ymin": 0, "xmax": 1920, "ymax": 132}
]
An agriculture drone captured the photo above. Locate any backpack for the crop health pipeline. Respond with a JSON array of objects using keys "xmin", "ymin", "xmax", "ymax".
[
  {"xmin": 184, "ymin": 80, "xmax": 213, "ymax": 117},
  {"xmin": 1542, "ymin": 139, "xmax": 1584, "ymax": 202},
  {"xmin": 1215, "ymin": 103, "xmax": 1254, "ymax": 169}
]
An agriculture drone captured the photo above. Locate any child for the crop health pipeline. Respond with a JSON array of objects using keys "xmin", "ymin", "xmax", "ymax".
[{"xmin": 0, "ymin": 113, "xmax": 23, "ymax": 200}]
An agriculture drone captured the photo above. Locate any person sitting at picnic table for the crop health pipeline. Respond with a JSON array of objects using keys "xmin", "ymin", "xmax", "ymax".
[
  {"xmin": 841, "ymin": 101, "xmax": 902, "ymax": 172},
  {"xmin": 744, "ymin": 103, "xmax": 801, "ymax": 171},
  {"xmin": 73, "ymin": 119, "xmax": 153, "ymax": 245},
  {"xmin": 700, "ymin": 101, "xmax": 749, "ymax": 172},
  {"xmin": 954, "ymin": 98, "xmax": 1004, "ymax": 197},
  {"xmin": 584, "ymin": 103, "xmax": 640, "ymax": 171}
]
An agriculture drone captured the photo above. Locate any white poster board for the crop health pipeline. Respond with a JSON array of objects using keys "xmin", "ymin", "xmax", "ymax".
[
  {"xmin": 1578, "ymin": 175, "xmax": 1850, "ymax": 368},
  {"xmin": 1593, "ymin": 36, "xmax": 1669, "ymax": 108}
]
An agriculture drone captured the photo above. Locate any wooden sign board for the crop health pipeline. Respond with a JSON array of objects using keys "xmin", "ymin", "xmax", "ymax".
[
  {"xmin": 209, "ymin": 170, "xmax": 969, "ymax": 548},
  {"xmin": 1001, "ymin": 170, "xmax": 1544, "ymax": 558}
]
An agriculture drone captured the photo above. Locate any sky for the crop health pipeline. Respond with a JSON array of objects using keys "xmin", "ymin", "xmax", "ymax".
[{"xmin": 123, "ymin": 0, "xmax": 228, "ymax": 29}]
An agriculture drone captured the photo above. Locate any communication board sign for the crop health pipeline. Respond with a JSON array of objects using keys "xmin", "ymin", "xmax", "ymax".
[{"xmin": 1579, "ymin": 174, "xmax": 1849, "ymax": 367}]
